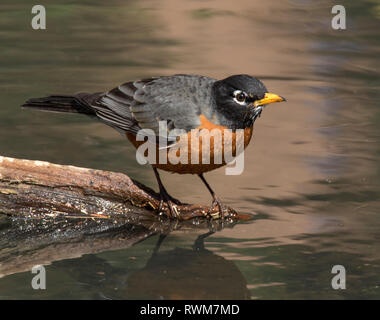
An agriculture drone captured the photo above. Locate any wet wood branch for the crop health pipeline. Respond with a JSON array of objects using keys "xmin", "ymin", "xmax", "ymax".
[
  {"xmin": 0, "ymin": 155, "xmax": 249, "ymax": 278},
  {"xmin": 0, "ymin": 155, "xmax": 239, "ymax": 222}
]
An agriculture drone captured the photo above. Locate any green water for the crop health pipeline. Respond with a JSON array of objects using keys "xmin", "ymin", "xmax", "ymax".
[{"xmin": 0, "ymin": 0, "xmax": 380, "ymax": 299}]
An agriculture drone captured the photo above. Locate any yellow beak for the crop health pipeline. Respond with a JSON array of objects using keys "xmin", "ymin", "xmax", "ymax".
[{"xmin": 253, "ymin": 93, "xmax": 286, "ymax": 108}]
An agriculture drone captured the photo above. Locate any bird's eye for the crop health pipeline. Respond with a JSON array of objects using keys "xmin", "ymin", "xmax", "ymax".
[
  {"xmin": 233, "ymin": 90, "xmax": 247, "ymax": 104},
  {"xmin": 236, "ymin": 93, "xmax": 246, "ymax": 102}
]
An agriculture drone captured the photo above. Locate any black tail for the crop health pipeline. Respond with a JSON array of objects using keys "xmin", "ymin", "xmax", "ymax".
[{"xmin": 22, "ymin": 93, "xmax": 99, "ymax": 116}]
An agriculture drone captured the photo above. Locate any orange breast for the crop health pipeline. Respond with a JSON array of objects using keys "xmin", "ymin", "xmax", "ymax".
[{"xmin": 126, "ymin": 114, "xmax": 253, "ymax": 174}]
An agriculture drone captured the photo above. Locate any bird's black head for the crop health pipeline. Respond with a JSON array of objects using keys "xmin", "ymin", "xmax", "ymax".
[{"xmin": 212, "ymin": 74, "xmax": 285, "ymax": 129}]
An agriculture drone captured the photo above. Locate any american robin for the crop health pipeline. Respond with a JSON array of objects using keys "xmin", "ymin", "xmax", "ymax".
[{"xmin": 22, "ymin": 74, "xmax": 285, "ymax": 218}]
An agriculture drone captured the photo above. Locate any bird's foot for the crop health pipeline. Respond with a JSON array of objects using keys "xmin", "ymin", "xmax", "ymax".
[
  {"xmin": 157, "ymin": 191, "xmax": 180, "ymax": 219},
  {"xmin": 208, "ymin": 195, "xmax": 229, "ymax": 221}
]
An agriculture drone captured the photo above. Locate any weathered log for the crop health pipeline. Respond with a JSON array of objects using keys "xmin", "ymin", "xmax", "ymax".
[
  {"xmin": 0, "ymin": 155, "xmax": 243, "ymax": 223},
  {"xmin": 0, "ymin": 155, "xmax": 249, "ymax": 278}
]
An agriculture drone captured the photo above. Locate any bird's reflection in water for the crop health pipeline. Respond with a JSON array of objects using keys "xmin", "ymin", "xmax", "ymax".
[
  {"xmin": 59, "ymin": 230, "xmax": 251, "ymax": 300},
  {"xmin": 120, "ymin": 231, "xmax": 250, "ymax": 300},
  {"xmin": 34, "ymin": 221, "xmax": 251, "ymax": 300}
]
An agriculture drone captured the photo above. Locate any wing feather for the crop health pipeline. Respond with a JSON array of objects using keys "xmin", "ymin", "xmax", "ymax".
[{"xmin": 86, "ymin": 75, "xmax": 216, "ymax": 142}]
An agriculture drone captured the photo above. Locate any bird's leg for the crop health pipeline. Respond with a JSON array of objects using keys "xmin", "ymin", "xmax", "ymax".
[
  {"xmin": 152, "ymin": 167, "xmax": 179, "ymax": 218},
  {"xmin": 198, "ymin": 173, "xmax": 227, "ymax": 220}
]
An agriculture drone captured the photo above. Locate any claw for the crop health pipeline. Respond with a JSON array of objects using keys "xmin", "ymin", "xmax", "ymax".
[
  {"xmin": 167, "ymin": 200, "xmax": 180, "ymax": 218},
  {"xmin": 157, "ymin": 192, "xmax": 180, "ymax": 218},
  {"xmin": 207, "ymin": 195, "xmax": 228, "ymax": 220}
]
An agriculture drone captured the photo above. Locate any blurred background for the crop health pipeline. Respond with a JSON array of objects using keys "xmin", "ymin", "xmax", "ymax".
[{"xmin": 0, "ymin": 0, "xmax": 380, "ymax": 299}]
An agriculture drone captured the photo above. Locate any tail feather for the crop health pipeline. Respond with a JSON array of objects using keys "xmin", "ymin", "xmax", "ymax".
[{"xmin": 22, "ymin": 94, "xmax": 97, "ymax": 115}]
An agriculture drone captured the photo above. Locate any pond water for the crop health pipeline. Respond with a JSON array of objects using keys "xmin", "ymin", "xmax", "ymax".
[{"xmin": 0, "ymin": 0, "xmax": 380, "ymax": 299}]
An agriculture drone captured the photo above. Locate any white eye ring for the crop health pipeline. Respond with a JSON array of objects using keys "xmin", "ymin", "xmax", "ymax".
[{"xmin": 233, "ymin": 90, "xmax": 247, "ymax": 105}]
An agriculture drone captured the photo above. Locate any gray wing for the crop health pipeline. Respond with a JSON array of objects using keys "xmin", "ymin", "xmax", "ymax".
[{"xmin": 84, "ymin": 75, "xmax": 216, "ymax": 142}]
